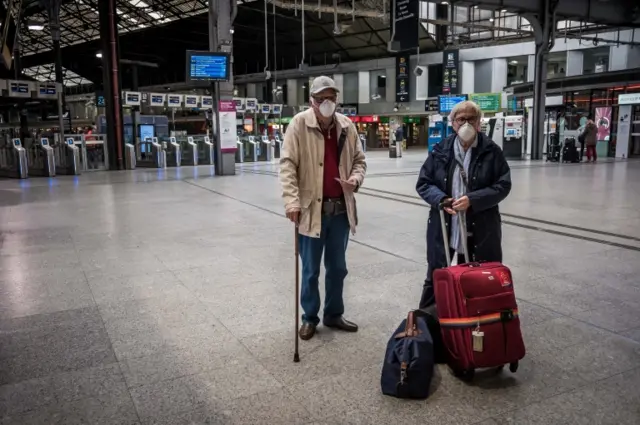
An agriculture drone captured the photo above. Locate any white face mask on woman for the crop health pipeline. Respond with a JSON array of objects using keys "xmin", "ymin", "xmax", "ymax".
[
  {"xmin": 457, "ymin": 122, "xmax": 477, "ymax": 144},
  {"xmin": 315, "ymin": 99, "xmax": 336, "ymax": 118}
]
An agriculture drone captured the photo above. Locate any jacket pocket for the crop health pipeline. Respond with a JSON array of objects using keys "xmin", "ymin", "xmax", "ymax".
[{"xmin": 299, "ymin": 189, "xmax": 314, "ymax": 233}]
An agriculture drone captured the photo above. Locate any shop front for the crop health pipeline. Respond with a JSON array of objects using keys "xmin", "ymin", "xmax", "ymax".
[{"xmin": 616, "ymin": 93, "xmax": 640, "ymax": 159}]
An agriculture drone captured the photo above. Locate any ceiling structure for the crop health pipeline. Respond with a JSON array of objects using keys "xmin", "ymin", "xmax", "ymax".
[{"xmin": 9, "ymin": 0, "xmax": 640, "ymax": 93}]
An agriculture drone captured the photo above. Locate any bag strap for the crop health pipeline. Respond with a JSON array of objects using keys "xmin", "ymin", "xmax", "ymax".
[
  {"xmin": 394, "ymin": 310, "xmax": 422, "ymax": 338},
  {"xmin": 454, "ymin": 157, "xmax": 469, "ymax": 190},
  {"xmin": 337, "ymin": 128, "xmax": 347, "ymax": 158}
]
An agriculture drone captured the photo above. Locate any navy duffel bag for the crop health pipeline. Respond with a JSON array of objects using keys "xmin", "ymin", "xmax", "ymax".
[{"xmin": 381, "ymin": 310, "xmax": 435, "ymax": 399}]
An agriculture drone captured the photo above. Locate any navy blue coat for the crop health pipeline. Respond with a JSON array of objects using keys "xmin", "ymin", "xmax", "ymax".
[{"xmin": 416, "ymin": 133, "xmax": 512, "ymax": 271}]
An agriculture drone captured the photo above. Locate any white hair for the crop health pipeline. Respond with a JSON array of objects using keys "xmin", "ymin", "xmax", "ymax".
[{"xmin": 448, "ymin": 100, "xmax": 483, "ymax": 123}]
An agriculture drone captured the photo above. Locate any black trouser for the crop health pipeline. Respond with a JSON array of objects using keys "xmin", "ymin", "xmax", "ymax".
[{"xmin": 419, "ymin": 251, "xmax": 467, "ymax": 310}]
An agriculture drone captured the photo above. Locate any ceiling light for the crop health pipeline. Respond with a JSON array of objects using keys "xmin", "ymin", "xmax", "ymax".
[
  {"xmin": 96, "ymin": 52, "xmax": 102, "ymax": 58},
  {"xmin": 473, "ymin": 5, "xmax": 479, "ymax": 8},
  {"xmin": 509, "ymin": 60, "xmax": 518, "ymax": 65},
  {"xmin": 28, "ymin": 24, "xmax": 45, "ymax": 31},
  {"xmin": 501, "ymin": 9, "xmax": 507, "ymax": 13},
  {"xmin": 441, "ymin": 1, "xmax": 448, "ymax": 4},
  {"xmin": 489, "ymin": 18, "xmax": 494, "ymax": 22},
  {"xmin": 148, "ymin": 12, "xmax": 163, "ymax": 19},
  {"xmin": 129, "ymin": 0, "xmax": 149, "ymax": 7}
]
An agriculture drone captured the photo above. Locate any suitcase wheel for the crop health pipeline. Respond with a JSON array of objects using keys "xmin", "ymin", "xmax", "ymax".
[
  {"xmin": 451, "ymin": 367, "xmax": 475, "ymax": 382},
  {"xmin": 509, "ymin": 361, "xmax": 519, "ymax": 373}
]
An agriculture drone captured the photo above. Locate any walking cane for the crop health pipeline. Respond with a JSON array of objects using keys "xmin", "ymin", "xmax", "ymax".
[{"xmin": 293, "ymin": 225, "xmax": 300, "ymax": 363}]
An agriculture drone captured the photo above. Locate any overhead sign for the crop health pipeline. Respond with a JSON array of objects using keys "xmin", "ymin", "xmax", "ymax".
[
  {"xmin": 618, "ymin": 93, "xmax": 640, "ymax": 105},
  {"xmin": 184, "ymin": 95, "xmax": 200, "ymax": 108},
  {"xmin": 259, "ymin": 104, "xmax": 271, "ymax": 114},
  {"xmin": 395, "ymin": 54, "xmax": 410, "ymax": 103},
  {"xmin": 391, "ymin": 0, "xmax": 419, "ymax": 51},
  {"xmin": 201, "ymin": 96, "xmax": 213, "ymax": 108},
  {"xmin": 8, "ymin": 80, "xmax": 31, "ymax": 98},
  {"xmin": 470, "ymin": 93, "xmax": 501, "ymax": 112},
  {"xmin": 425, "ymin": 99, "xmax": 438, "ymax": 112},
  {"xmin": 272, "ymin": 104, "xmax": 282, "ymax": 114},
  {"xmin": 149, "ymin": 93, "xmax": 166, "ymax": 107},
  {"xmin": 347, "ymin": 107, "xmax": 357, "ymax": 116},
  {"xmin": 186, "ymin": 51, "xmax": 231, "ymax": 82},
  {"xmin": 233, "ymin": 97, "xmax": 245, "ymax": 113},
  {"xmin": 245, "ymin": 98, "xmax": 258, "ymax": 111},
  {"xmin": 442, "ymin": 49, "xmax": 460, "ymax": 95},
  {"xmin": 218, "ymin": 100, "xmax": 237, "ymax": 152},
  {"xmin": 36, "ymin": 82, "xmax": 57, "ymax": 99},
  {"xmin": 167, "ymin": 94, "xmax": 183, "ymax": 108},
  {"xmin": 438, "ymin": 94, "xmax": 468, "ymax": 114},
  {"xmin": 123, "ymin": 91, "xmax": 141, "ymax": 106}
]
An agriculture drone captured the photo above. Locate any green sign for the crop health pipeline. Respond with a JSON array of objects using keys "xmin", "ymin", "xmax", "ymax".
[
  {"xmin": 404, "ymin": 117, "xmax": 421, "ymax": 124},
  {"xmin": 470, "ymin": 93, "xmax": 501, "ymax": 112}
]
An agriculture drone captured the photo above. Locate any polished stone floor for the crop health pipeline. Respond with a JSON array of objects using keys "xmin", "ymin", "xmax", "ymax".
[{"xmin": 1, "ymin": 150, "xmax": 639, "ymax": 425}]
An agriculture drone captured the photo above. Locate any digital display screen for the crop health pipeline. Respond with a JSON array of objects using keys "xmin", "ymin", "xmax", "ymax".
[
  {"xmin": 151, "ymin": 95, "xmax": 164, "ymax": 105},
  {"xmin": 41, "ymin": 139, "xmax": 48, "ymax": 146},
  {"xmin": 438, "ymin": 95, "xmax": 468, "ymax": 114},
  {"xmin": 186, "ymin": 51, "xmax": 230, "ymax": 82},
  {"xmin": 13, "ymin": 139, "xmax": 20, "ymax": 146},
  {"xmin": 126, "ymin": 93, "xmax": 140, "ymax": 103},
  {"xmin": 168, "ymin": 96, "xmax": 181, "ymax": 105},
  {"xmin": 506, "ymin": 129, "xmax": 516, "ymax": 136}
]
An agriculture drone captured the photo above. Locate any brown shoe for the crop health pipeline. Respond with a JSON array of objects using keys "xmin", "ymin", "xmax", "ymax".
[
  {"xmin": 299, "ymin": 323, "xmax": 317, "ymax": 340},
  {"xmin": 323, "ymin": 316, "xmax": 358, "ymax": 332}
]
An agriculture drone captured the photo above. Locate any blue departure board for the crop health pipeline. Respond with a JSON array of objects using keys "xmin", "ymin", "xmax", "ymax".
[
  {"xmin": 186, "ymin": 51, "xmax": 230, "ymax": 82},
  {"xmin": 438, "ymin": 95, "xmax": 468, "ymax": 114}
]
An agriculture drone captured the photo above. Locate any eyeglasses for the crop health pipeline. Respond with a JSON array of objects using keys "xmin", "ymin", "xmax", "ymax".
[
  {"xmin": 312, "ymin": 95, "xmax": 337, "ymax": 103},
  {"xmin": 455, "ymin": 116, "xmax": 478, "ymax": 125}
]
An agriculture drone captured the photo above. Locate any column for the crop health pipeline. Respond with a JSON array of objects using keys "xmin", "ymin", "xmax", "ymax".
[
  {"xmin": 460, "ymin": 61, "xmax": 475, "ymax": 94},
  {"xmin": 491, "ymin": 58, "xmax": 508, "ymax": 93},
  {"xmin": 286, "ymin": 79, "xmax": 298, "ymax": 107},
  {"xmin": 46, "ymin": 0, "xmax": 67, "ymax": 142},
  {"xmin": 358, "ymin": 71, "xmax": 370, "ymax": 104},
  {"xmin": 530, "ymin": 4, "xmax": 554, "ymax": 161},
  {"xmin": 527, "ymin": 55, "xmax": 536, "ymax": 82},
  {"xmin": 565, "ymin": 50, "xmax": 583, "ymax": 76},
  {"xmin": 332, "ymin": 74, "xmax": 344, "ymax": 104},
  {"xmin": 385, "ymin": 67, "xmax": 395, "ymax": 103},
  {"xmin": 98, "ymin": 0, "xmax": 125, "ymax": 170}
]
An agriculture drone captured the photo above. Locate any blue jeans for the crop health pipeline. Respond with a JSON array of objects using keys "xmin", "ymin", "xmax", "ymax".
[{"xmin": 298, "ymin": 213, "xmax": 350, "ymax": 326}]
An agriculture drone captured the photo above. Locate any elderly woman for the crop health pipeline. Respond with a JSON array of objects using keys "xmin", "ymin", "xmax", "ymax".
[{"xmin": 416, "ymin": 100, "xmax": 512, "ymax": 309}]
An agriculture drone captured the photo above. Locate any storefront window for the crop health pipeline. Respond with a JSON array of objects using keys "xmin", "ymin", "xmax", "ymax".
[
  {"xmin": 369, "ymin": 70, "xmax": 387, "ymax": 102},
  {"xmin": 583, "ymin": 47, "xmax": 610, "ymax": 74},
  {"xmin": 547, "ymin": 51, "xmax": 567, "ymax": 79},
  {"xmin": 506, "ymin": 56, "xmax": 528, "ymax": 85}
]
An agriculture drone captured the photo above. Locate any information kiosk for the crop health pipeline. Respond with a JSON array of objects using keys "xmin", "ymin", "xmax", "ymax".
[
  {"xmin": 503, "ymin": 116, "xmax": 524, "ymax": 159},
  {"xmin": 481, "ymin": 117, "xmax": 504, "ymax": 150}
]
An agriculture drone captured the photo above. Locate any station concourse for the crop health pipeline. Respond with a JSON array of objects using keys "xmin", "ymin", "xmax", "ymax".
[{"xmin": 2, "ymin": 0, "xmax": 640, "ymax": 423}]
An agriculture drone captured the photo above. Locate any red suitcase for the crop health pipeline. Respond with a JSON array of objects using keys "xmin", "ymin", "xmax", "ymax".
[{"xmin": 433, "ymin": 204, "xmax": 525, "ymax": 381}]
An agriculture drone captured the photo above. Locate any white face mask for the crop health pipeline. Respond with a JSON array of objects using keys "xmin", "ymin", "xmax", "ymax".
[
  {"xmin": 317, "ymin": 100, "xmax": 336, "ymax": 118},
  {"xmin": 457, "ymin": 122, "xmax": 477, "ymax": 143}
]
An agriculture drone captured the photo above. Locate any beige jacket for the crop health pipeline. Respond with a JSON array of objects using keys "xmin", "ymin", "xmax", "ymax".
[{"xmin": 279, "ymin": 109, "xmax": 367, "ymax": 238}]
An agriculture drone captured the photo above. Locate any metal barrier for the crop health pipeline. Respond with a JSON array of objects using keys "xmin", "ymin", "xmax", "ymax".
[
  {"xmin": 180, "ymin": 136, "xmax": 198, "ymax": 166},
  {"xmin": 243, "ymin": 136, "xmax": 258, "ymax": 162},
  {"xmin": 260, "ymin": 136, "xmax": 273, "ymax": 162},
  {"xmin": 273, "ymin": 136, "xmax": 282, "ymax": 159},
  {"xmin": 136, "ymin": 137, "xmax": 166, "ymax": 168},
  {"xmin": 54, "ymin": 138, "xmax": 81, "ymax": 175},
  {"xmin": 28, "ymin": 138, "xmax": 56, "ymax": 177},
  {"xmin": 165, "ymin": 137, "xmax": 181, "ymax": 167},
  {"xmin": 198, "ymin": 136, "xmax": 215, "ymax": 165},
  {"xmin": 63, "ymin": 134, "xmax": 109, "ymax": 172},
  {"xmin": 0, "ymin": 139, "xmax": 28, "ymax": 179},
  {"xmin": 124, "ymin": 143, "xmax": 136, "ymax": 169}
]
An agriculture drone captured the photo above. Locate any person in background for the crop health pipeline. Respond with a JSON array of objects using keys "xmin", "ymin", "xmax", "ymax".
[
  {"xmin": 583, "ymin": 114, "xmax": 598, "ymax": 162},
  {"xmin": 279, "ymin": 76, "xmax": 367, "ymax": 341},
  {"xmin": 415, "ymin": 100, "xmax": 512, "ymax": 309}
]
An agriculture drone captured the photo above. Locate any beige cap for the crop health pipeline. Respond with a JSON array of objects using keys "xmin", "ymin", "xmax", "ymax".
[{"xmin": 309, "ymin": 76, "xmax": 340, "ymax": 95}]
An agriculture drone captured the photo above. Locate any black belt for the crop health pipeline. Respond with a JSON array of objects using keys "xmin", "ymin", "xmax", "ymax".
[{"xmin": 322, "ymin": 197, "xmax": 347, "ymax": 216}]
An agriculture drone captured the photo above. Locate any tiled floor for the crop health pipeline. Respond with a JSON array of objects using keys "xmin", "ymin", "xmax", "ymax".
[{"xmin": 1, "ymin": 150, "xmax": 639, "ymax": 424}]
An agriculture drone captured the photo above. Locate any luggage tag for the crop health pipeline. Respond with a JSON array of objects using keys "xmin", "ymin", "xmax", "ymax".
[{"xmin": 472, "ymin": 321, "xmax": 484, "ymax": 352}]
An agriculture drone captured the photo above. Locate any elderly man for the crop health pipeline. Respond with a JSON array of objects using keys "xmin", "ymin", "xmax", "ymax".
[
  {"xmin": 416, "ymin": 100, "xmax": 511, "ymax": 309},
  {"xmin": 279, "ymin": 76, "xmax": 367, "ymax": 341}
]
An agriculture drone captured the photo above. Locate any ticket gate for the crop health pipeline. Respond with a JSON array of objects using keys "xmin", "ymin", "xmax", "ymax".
[
  {"xmin": 124, "ymin": 143, "xmax": 136, "ymax": 169},
  {"xmin": 199, "ymin": 136, "xmax": 215, "ymax": 165},
  {"xmin": 137, "ymin": 137, "xmax": 166, "ymax": 168},
  {"xmin": 243, "ymin": 136, "xmax": 258, "ymax": 162},
  {"xmin": 0, "ymin": 139, "xmax": 29, "ymax": 179},
  {"xmin": 165, "ymin": 137, "xmax": 181, "ymax": 167},
  {"xmin": 273, "ymin": 135, "xmax": 282, "ymax": 159},
  {"xmin": 235, "ymin": 137, "xmax": 244, "ymax": 163},
  {"xmin": 28, "ymin": 138, "xmax": 56, "ymax": 177},
  {"xmin": 259, "ymin": 136, "xmax": 273, "ymax": 161},
  {"xmin": 180, "ymin": 136, "xmax": 198, "ymax": 166},
  {"xmin": 54, "ymin": 138, "xmax": 81, "ymax": 175}
]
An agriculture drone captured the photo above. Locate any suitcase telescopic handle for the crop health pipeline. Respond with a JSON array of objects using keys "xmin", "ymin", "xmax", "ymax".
[{"xmin": 438, "ymin": 198, "xmax": 470, "ymax": 266}]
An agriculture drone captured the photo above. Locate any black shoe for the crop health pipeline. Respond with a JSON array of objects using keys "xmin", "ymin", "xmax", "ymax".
[
  {"xmin": 323, "ymin": 316, "xmax": 358, "ymax": 332},
  {"xmin": 299, "ymin": 323, "xmax": 317, "ymax": 340}
]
